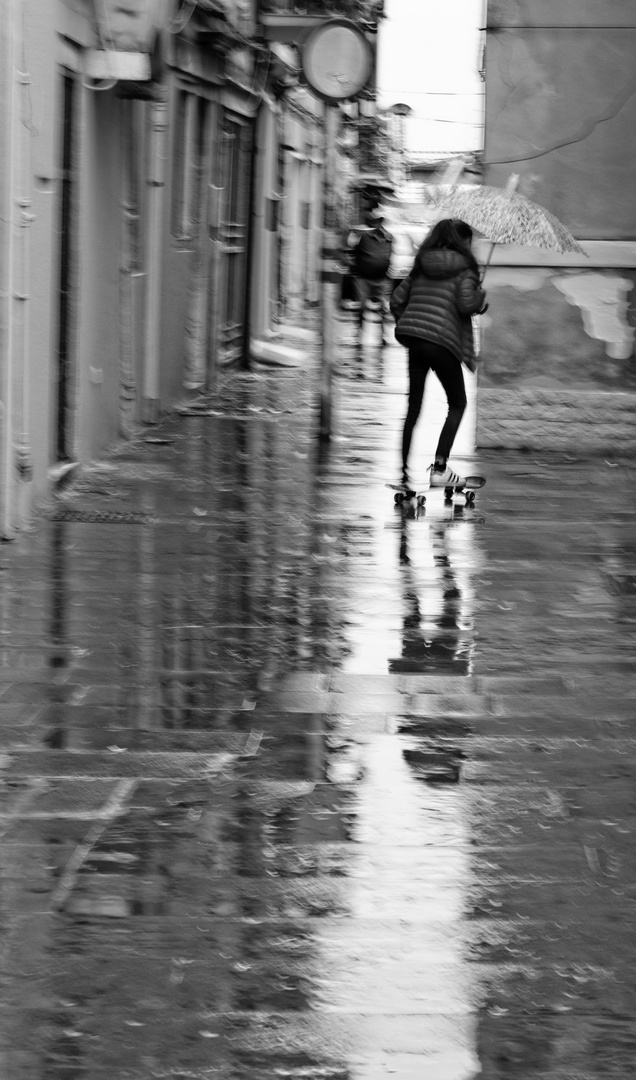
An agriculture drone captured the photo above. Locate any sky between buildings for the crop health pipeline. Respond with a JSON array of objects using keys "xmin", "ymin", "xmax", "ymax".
[{"xmin": 376, "ymin": 0, "xmax": 486, "ymax": 155}]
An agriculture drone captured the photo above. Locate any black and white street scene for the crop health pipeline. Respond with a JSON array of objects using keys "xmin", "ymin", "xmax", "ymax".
[{"xmin": 1, "ymin": 1, "xmax": 636, "ymax": 1077}]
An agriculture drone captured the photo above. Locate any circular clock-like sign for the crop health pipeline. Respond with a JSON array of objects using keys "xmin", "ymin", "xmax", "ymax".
[{"xmin": 302, "ymin": 19, "xmax": 374, "ymax": 103}]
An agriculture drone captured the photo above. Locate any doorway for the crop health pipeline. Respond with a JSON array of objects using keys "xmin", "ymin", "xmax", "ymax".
[{"xmin": 217, "ymin": 110, "xmax": 253, "ymax": 365}]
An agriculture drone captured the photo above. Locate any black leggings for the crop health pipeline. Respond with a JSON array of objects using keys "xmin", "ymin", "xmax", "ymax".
[{"xmin": 401, "ymin": 339, "xmax": 467, "ymax": 474}]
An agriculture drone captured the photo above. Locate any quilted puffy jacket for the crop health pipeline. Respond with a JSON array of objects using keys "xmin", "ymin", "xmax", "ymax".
[{"xmin": 390, "ymin": 249, "xmax": 486, "ymax": 365}]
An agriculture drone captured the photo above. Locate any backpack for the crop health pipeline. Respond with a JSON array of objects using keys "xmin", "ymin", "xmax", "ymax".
[{"xmin": 353, "ymin": 229, "xmax": 392, "ymax": 279}]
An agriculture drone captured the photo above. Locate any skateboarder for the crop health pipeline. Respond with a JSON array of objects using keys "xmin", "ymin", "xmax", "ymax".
[{"xmin": 390, "ymin": 218, "xmax": 488, "ymax": 491}]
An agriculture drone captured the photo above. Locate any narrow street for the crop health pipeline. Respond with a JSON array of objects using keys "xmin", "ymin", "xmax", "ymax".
[{"xmin": 1, "ymin": 321, "xmax": 636, "ymax": 1079}]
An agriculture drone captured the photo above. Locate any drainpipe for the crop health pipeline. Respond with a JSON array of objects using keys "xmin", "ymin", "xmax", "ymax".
[
  {"xmin": 119, "ymin": 99, "xmax": 138, "ymax": 437},
  {"xmin": 0, "ymin": 0, "xmax": 18, "ymax": 537},
  {"xmin": 240, "ymin": 107, "xmax": 260, "ymax": 372},
  {"xmin": 183, "ymin": 101, "xmax": 212, "ymax": 393},
  {"xmin": 142, "ymin": 93, "xmax": 167, "ymax": 424},
  {"xmin": 15, "ymin": 50, "xmax": 35, "ymax": 510},
  {"xmin": 206, "ymin": 175, "xmax": 224, "ymax": 391},
  {"xmin": 182, "ymin": 239, "xmax": 208, "ymax": 392}
]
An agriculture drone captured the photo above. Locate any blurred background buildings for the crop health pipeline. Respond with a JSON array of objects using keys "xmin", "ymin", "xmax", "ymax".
[{"xmin": 1, "ymin": 0, "xmax": 635, "ymax": 538}]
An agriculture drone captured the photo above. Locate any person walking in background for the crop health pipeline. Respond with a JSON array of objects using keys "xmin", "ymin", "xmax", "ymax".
[
  {"xmin": 348, "ymin": 207, "xmax": 394, "ymax": 348},
  {"xmin": 390, "ymin": 218, "xmax": 488, "ymax": 491}
]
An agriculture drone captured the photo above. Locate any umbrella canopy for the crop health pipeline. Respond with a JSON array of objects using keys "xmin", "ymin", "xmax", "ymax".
[{"xmin": 425, "ymin": 184, "xmax": 587, "ymax": 257}]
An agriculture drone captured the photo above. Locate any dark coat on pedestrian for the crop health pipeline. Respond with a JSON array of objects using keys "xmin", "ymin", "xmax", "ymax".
[{"xmin": 390, "ymin": 249, "xmax": 486, "ymax": 367}]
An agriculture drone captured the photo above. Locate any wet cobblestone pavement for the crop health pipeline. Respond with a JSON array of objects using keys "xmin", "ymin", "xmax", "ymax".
[{"xmin": 1, "ymin": 327, "xmax": 636, "ymax": 1078}]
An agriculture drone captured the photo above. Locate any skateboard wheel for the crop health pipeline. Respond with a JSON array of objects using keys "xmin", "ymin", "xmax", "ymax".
[
  {"xmin": 417, "ymin": 495, "xmax": 426, "ymax": 506},
  {"xmin": 466, "ymin": 491, "xmax": 476, "ymax": 505},
  {"xmin": 394, "ymin": 492, "xmax": 404, "ymax": 505},
  {"xmin": 444, "ymin": 487, "xmax": 453, "ymax": 500}
]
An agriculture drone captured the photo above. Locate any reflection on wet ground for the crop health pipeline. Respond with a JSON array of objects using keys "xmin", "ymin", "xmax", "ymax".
[{"xmin": 1, "ymin": 332, "xmax": 636, "ymax": 1077}]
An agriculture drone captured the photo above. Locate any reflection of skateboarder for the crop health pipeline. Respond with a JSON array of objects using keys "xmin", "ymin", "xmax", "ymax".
[
  {"xmin": 388, "ymin": 515, "xmax": 473, "ymax": 676},
  {"xmin": 390, "ymin": 218, "xmax": 488, "ymax": 491},
  {"xmin": 392, "ymin": 515, "xmax": 472, "ymax": 784}
]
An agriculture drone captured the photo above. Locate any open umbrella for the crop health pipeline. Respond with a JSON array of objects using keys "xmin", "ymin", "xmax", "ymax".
[{"xmin": 425, "ymin": 178, "xmax": 587, "ymax": 278}]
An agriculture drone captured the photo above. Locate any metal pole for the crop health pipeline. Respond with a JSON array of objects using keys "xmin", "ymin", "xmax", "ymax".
[{"xmin": 318, "ymin": 104, "xmax": 340, "ymax": 442}]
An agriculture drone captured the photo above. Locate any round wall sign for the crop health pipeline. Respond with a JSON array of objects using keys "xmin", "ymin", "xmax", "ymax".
[{"xmin": 301, "ymin": 19, "xmax": 374, "ymax": 103}]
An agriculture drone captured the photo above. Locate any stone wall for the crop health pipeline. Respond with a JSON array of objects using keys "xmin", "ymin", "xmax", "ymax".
[
  {"xmin": 476, "ymin": 259, "xmax": 636, "ymax": 453},
  {"xmin": 484, "ymin": 1, "xmax": 636, "ymax": 239}
]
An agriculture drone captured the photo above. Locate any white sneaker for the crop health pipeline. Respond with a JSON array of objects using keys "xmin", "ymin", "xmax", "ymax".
[{"xmin": 429, "ymin": 465, "xmax": 466, "ymax": 490}]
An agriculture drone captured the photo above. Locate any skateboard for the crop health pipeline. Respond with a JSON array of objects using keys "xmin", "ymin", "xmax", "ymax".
[{"xmin": 388, "ymin": 476, "xmax": 486, "ymax": 507}]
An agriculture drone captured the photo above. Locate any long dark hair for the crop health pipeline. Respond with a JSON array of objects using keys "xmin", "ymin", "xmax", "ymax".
[{"xmin": 412, "ymin": 218, "xmax": 480, "ymax": 277}]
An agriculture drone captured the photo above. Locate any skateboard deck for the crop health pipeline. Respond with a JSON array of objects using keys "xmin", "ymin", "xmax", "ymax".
[{"xmin": 387, "ymin": 476, "xmax": 485, "ymax": 506}]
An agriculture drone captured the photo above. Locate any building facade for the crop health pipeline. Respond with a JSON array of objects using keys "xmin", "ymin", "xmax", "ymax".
[{"xmin": 0, "ymin": 0, "xmax": 382, "ymax": 538}]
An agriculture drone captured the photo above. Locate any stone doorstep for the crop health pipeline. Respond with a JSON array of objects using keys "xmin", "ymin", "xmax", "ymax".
[
  {"xmin": 479, "ymin": 389, "xmax": 636, "ymax": 413},
  {"xmin": 477, "ymin": 388, "xmax": 636, "ymax": 451}
]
